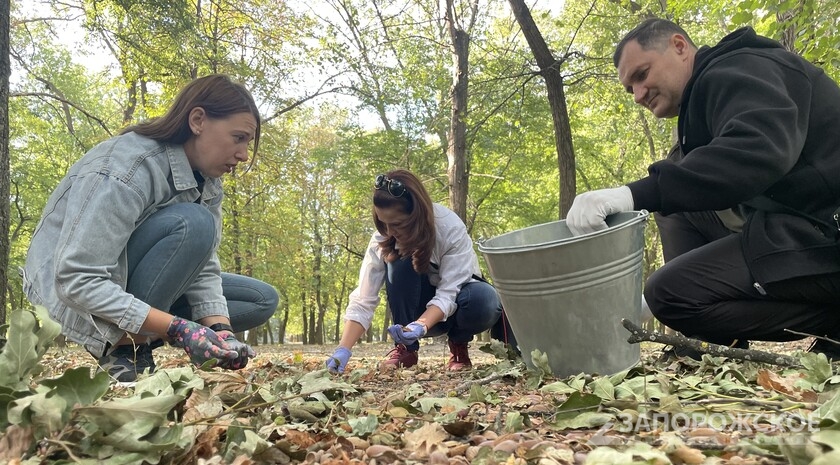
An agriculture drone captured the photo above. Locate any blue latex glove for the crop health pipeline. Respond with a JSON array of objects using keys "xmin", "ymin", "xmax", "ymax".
[
  {"xmin": 217, "ymin": 332, "xmax": 256, "ymax": 370},
  {"xmin": 566, "ymin": 186, "xmax": 634, "ymax": 236},
  {"xmin": 166, "ymin": 318, "xmax": 239, "ymax": 367},
  {"xmin": 387, "ymin": 322, "xmax": 427, "ymax": 346},
  {"xmin": 326, "ymin": 346, "xmax": 352, "ymax": 374}
]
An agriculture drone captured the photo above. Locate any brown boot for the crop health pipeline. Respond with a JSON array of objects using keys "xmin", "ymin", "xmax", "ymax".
[{"xmin": 447, "ymin": 340, "xmax": 472, "ymax": 371}]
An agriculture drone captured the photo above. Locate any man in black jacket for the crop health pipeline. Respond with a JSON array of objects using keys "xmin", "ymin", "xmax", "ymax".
[{"xmin": 567, "ymin": 18, "xmax": 840, "ymax": 357}]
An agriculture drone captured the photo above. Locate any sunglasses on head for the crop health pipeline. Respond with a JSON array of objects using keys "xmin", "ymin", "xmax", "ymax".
[{"xmin": 374, "ymin": 174, "xmax": 407, "ymax": 197}]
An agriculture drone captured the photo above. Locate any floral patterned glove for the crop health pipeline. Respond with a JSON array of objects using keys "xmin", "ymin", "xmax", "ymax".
[
  {"xmin": 216, "ymin": 331, "xmax": 256, "ymax": 370},
  {"xmin": 166, "ymin": 318, "xmax": 238, "ymax": 367}
]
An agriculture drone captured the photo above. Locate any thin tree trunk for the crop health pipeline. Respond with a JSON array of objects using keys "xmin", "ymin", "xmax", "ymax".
[
  {"xmin": 301, "ymin": 290, "xmax": 309, "ymax": 344},
  {"xmin": 312, "ymin": 227, "xmax": 325, "ymax": 345},
  {"xmin": 333, "ymin": 242, "xmax": 351, "ymax": 343},
  {"xmin": 507, "ymin": 0, "xmax": 576, "ymax": 218},
  {"xmin": 308, "ymin": 298, "xmax": 316, "ymax": 344},
  {"xmin": 229, "ymin": 183, "xmax": 243, "ymax": 274},
  {"xmin": 123, "ymin": 80, "xmax": 137, "ymax": 125},
  {"xmin": 444, "ymin": 0, "xmax": 472, "ymax": 221},
  {"xmin": 776, "ymin": 3, "xmax": 802, "ymax": 53},
  {"xmin": 0, "ymin": 0, "xmax": 10, "ymax": 323},
  {"xmin": 379, "ymin": 303, "xmax": 392, "ymax": 343},
  {"xmin": 278, "ymin": 299, "xmax": 288, "ymax": 343}
]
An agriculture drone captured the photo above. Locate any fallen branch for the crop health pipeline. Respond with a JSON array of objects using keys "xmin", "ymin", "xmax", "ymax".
[
  {"xmin": 451, "ymin": 372, "xmax": 509, "ymax": 396},
  {"xmin": 621, "ymin": 319, "xmax": 802, "ymax": 367},
  {"xmin": 785, "ymin": 328, "xmax": 840, "ymax": 347}
]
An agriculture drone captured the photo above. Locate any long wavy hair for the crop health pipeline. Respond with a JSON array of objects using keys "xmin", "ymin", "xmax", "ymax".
[
  {"xmin": 121, "ymin": 74, "xmax": 261, "ymax": 157},
  {"xmin": 373, "ymin": 169, "xmax": 435, "ymax": 273}
]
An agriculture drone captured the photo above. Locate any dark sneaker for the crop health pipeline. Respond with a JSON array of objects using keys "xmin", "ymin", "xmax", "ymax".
[
  {"xmin": 97, "ymin": 343, "xmax": 156, "ymax": 382},
  {"xmin": 381, "ymin": 345, "xmax": 419, "ymax": 369},
  {"xmin": 447, "ymin": 340, "xmax": 472, "ymax": 371},
  {"xmin": 808, "ymin": 339, "xmax": 840, "ymax": 361}
]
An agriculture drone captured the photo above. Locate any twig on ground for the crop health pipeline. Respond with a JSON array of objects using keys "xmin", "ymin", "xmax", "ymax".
[
  {"xmin": 621, "ymin": 319, "xmax": 802, "ymax": 367},
  {"xmin": 694, "ymin": 397, "xmax": 818, "ymax": 413},
  {"xmin": 784, "ymin": 328, "xmax": 840, "ymax": 347},
  {"xmin": 451, "ymin": 372, "xmax": 508, "ymax": 396}
]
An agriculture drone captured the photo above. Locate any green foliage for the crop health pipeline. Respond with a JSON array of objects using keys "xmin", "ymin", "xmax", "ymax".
[
  {"xmin": 0, "ymin": 306, "xmax": 61, "ymax": 391},
  {"xmin": 9, "ymin": 0, "xmax": 840, "ymax": 347},
  {"xmin": 8, "ymin": 2, "xmax": 840, "ymax": 462},
  {"xmin": 0, "ymin": 306, "xmax": 108, "ymax": 444}
]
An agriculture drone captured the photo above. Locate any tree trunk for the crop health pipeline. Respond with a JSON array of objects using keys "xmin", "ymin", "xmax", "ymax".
[
  {"xmin": 507, "ymin": 0, "xmax": 576, "ymax": 219},
  {"xmin": 776, "ymin": 3, "xmax": 801, "ymax": 53},
  {"xmin": 0, "ymin": 0, "xmax": 10, "ymax": 324},
  {"xmin": 308, "ymin": 310, "xmax": 316, "ymax": 344},
  {"xmin": 379, "ymin": 302, "xmax": 392, "ymax": 343},
  {"xmin": 301, "ymin": 290, "xmax": 309, "ymax": 344},
  {"xmin": 444, "ymin": 0, "xmax": 471, "ymax": 221},
  {"xmin": 123, "ymin": 79, "xmax": 137, "ymax": 125},
  {"xmin": 246, "ymin": 324, "xmax": 261, "ymax": 346},
  {"xmin": 278, "ymin": 300, "xmax": 288, "ymax": 343},
  {"xmin": 333, "ymin": 249, "xmax": 350, "ymax": 343},
  {"xmin": 229, "ymin": 183, "xmax": 243, "ymax": 274},
  {"xmin": 312, "ymin": 227, "xmax": 325, "ymax": 344}
]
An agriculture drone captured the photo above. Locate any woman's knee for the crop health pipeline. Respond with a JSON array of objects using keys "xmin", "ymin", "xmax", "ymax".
[
  {"xmin": 165, "ymin": 203, "xmax": 216, "ymax": 245},
  {"xmin": 138, "ymin": 203, "xmax": 216, "ymax": 254},
  {"xmin": 224, "ymin": 275, "xmax": 278, "ymax": 329},
  {"xmin": 455, "ymin": 282, "xmax": 502, "ymax": 330},
  {"xmin": 260, "ymin": 284, "xmax": 280, "ymax": 319}
]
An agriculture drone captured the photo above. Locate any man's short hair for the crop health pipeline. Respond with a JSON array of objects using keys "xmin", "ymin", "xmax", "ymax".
[{"xmin": 613, "ymin": 18, "xmax": 696, "ymax": 67}]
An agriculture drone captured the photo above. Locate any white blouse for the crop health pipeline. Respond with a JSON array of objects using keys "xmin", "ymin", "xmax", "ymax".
[{"xmin": 344, "ymin": 203, "xmax": 482, "ymax": 330}]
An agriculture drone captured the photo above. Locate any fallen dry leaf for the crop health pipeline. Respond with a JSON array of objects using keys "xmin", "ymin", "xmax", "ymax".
[
  {"xmin": 0, "ymin": 425, "xmax": 33, "ymax": 461},
  {"xmin": 756, "ymin": 369, "xmax": 818, "ymax": 402},
  {"xmin": 668, "ymin": 444, "xmax": 706, "ymax": 465},
  {"xmin": 404, "ymin": 422, "xmax": 449, "ymax": 457}
]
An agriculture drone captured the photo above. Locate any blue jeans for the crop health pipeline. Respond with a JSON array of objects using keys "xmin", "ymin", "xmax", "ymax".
[
  {"xmin": 126, "ymin": 203, "xmax": 277, "ymax": 333},
  {"xmin": 385, "ymin": 257, "xmax": 502, "ymax": 350}
]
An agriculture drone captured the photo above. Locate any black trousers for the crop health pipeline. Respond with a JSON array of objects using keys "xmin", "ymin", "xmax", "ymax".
[{"xmin": 647, "ymin": 211, "xmax": 840, "ymax": 344}]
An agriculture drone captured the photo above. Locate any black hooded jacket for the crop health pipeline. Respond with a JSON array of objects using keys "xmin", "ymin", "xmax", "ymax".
[{"xmin": 626, "ymin": 28, "xmax": 840, "ymax": 285}]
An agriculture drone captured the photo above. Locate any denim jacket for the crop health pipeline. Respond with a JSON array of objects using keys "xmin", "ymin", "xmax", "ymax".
[{"xmin": 22, "ymin": 132, "xmax": 227, "ymax": 356}]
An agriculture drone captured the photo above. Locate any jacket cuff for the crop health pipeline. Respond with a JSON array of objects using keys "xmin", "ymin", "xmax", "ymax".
[
  {"xmin": 190, "ymin": 301, "xmax": 229, "ymax": 321},
  {"xmin": 626, "ymin": 177, "xmax": 662, "ymax": 213}
]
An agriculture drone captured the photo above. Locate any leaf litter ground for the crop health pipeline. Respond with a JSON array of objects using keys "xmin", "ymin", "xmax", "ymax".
[{"xmin": 16, "ymin": 329, "xmax": 840, "ymax": 465}]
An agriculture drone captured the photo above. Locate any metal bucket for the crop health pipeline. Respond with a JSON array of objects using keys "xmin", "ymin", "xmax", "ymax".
[{"xmin": 478, "ymin": 211, "xmax": 649, "ymax": 377}]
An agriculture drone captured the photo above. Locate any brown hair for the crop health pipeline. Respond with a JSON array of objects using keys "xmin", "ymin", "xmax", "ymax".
[
  {"xmin": 373, "ymin": 169, "xmax": 435, "ymax": 273},
  {"xmin": 121, "ymin": 74, "xmax": 261, "ymax": 157},
  {"xmin": 613, "ymin": 18, "xmax": 696, "ymax": 67}
]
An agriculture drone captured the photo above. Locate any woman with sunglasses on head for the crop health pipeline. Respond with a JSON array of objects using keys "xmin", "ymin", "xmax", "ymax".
[
  {"xmin": 326, "ymin": 169, "xmax": 514, "ymax": 373},
  {"xmin": 23, "ymin": 74, "xmax": 279, "ymax": 383}
]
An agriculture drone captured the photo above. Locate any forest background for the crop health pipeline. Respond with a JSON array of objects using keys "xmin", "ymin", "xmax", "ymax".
[{"xmin": 2, "ymin": 0, "xmax": 839, "ymax": 348}]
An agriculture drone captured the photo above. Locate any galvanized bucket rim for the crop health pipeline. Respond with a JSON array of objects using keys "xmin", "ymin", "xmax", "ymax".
[{"xmin": 478, "ymin": 210, "xmax": 649, "ymax": 253}]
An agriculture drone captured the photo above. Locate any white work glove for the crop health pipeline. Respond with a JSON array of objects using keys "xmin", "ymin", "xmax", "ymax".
[{"xmin": 566, "ymin": 186, "xmax": 634, "ymax": 236}]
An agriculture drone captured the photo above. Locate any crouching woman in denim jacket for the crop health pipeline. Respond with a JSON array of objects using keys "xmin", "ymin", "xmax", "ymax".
[{"xmin": 22, "ymin": 74, "xmax": 278, "ymax": 383}]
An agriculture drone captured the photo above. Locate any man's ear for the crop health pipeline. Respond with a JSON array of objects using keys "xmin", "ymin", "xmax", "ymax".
[
  {"xmin": 188, "ymin": 107, "xmax": 206, "ymax": 136},
  {"xmin": 672, "ymin": 34, "xmax": 690, "ymax": 55}
]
